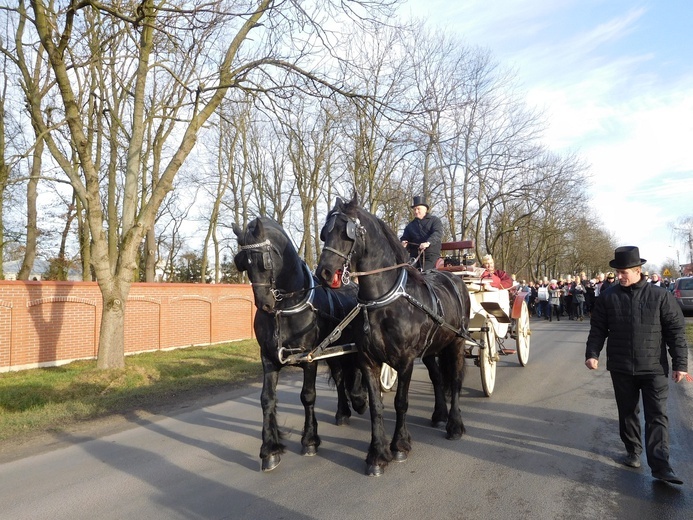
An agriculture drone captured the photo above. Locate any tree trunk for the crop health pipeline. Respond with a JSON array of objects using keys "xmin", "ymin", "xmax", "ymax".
[
  {"xmin": 96, "ymin": 281, "xmax": 129, "ymax": 369},
  {"xmin": 145, "ymin": 228, "xmax": 156, "ymax": 282},
  {"xmin": 18, "ymin": 134, "xmax": 41, "ymax": 280}
]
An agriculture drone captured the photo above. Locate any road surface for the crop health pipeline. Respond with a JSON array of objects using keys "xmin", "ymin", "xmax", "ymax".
[{"xmin": 1, "ymin": 318, "xmax": 692, "ymax": 519}]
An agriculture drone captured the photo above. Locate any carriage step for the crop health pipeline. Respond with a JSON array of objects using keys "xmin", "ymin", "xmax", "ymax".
[{"xmin": 500, "ymin": 348, "xmax": 516, "ymax": 355}]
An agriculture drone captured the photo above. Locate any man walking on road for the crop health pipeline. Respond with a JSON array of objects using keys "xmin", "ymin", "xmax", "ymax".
[{"xmin": 585, "ymin": 246, "xmax": 689, "ymax": 485}]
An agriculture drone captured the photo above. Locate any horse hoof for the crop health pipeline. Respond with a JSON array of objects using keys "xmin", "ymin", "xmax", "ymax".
[
  {"xmin": 431, "ymin": 420, "xmax": 447, "ymax": 429},
  {"xmin": 262, "ymin": 454, "xmax": 281, "ymax": 472},
  {"xmin": 335, "ymin": 415, "xmax": 350, "ymax": 426},
  {"xmin": 366, "ymin": 464, "xmax": 385, "ymax": 477},
  {"xmin": 392, "ymin": 451, "xmax": 408, "ymax": 462},
  {"xmin": 302, "ymin": 445, "xmax": 318, "ymax": 456}
]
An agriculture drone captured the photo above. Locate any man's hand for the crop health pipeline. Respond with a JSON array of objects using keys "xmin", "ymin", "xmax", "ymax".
[
  {"xmin": 401, "ymin": 240, "xmax": 408, "ymax": 248},
  {"xmin": 419, "ymin": 241, "xmax": 430, "ymax": 250},
  {"xmin": 585, "ymin": 358, "xmax": 599, "ymax": 370},
  {"xmin": 672, "ymin": 371, "xmax": 690, "ymax": 383}
]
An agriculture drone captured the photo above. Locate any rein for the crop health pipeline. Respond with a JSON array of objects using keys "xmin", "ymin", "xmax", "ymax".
[
  {"xmin": 349, "ymin": 261, "xmax": 411, "ymax": 278},
  {"xmin": 349, "ymin": 249, "xmax": 424, "ymax": 278}
]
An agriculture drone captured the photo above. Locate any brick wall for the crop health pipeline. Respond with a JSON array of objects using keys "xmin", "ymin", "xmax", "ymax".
[{"xmin": 0, "ymin": 280, "xmax": 256, "ymax": 372}]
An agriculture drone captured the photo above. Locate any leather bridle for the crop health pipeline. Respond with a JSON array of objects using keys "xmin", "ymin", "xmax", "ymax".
[{"xmin": 320, "ymin": 211, "xmax": 367, "ymax": 286}]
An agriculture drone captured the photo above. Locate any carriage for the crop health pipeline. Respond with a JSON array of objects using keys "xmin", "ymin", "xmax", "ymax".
[
  {"xmin": 378, "ymin": 240, "xmax": 531, "ymax": 397},
  {"xmin": 435, "ymin": 240, "xmax": 531, "ymax": 396}
]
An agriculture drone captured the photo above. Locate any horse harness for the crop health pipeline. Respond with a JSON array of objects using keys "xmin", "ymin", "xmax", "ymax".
[
  {"xmin": 310, "ymin": 213, "xmax": 473, "ymax": 361},
  {"xmin": 240, "ymin": 236, "xmax": 352, "ymax": 364}
]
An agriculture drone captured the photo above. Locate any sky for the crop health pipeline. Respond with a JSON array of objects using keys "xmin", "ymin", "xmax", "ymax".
[{"xmin": 400, "ymin": 0, "xmax": 693, "ymax": 272}]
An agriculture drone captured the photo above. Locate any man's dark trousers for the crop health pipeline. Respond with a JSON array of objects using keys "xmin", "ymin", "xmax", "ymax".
[{"xmin": 610, "ymin": 371, "xmax": 671, "ymax": 472}]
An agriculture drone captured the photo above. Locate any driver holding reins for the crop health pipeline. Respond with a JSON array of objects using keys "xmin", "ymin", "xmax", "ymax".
[{"xmin": 400, "ymin": 196, "xmax": 443, "ymax": 271}]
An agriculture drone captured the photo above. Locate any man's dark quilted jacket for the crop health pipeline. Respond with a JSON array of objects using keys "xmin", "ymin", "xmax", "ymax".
[{"xmin": 585, "ymin": 276, "xmax": 688, "ymax": 375}]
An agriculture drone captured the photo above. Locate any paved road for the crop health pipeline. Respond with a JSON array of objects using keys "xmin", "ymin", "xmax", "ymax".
[{"xmin": 1, "ymin": 319, "xmax": 692, "ymax": 520}]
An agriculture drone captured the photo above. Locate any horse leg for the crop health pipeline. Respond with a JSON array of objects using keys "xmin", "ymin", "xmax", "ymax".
[
  {"xmin": 422, "ymin": 354, "xmax": 448, "ymax": 428},
  {"xmin": 299, "ymin": 362, "xmax": 321, "ymax": 456},
  {"xmin": 259, "ymin": 363, "xmax": 284, "ymax": 472},
  {"xmin": 363, "ymin": 360, "xmax": 393, "ymax": 476},
  {"xmin": 326, "ymin": 358, "xmax": 352, "ymax": 426},
  {"xmin": 444, "ymin": 342, "xmax": 467, "ymax": 440},
  {"xmin": 390, "ymin": 363, "xmax": 413, "ymax": 462},
  {"xmin": 342, "ymin": 356, "xmax": 368, "ymax": 415}
]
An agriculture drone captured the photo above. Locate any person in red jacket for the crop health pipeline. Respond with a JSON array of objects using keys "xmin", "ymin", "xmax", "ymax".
[
  {"xmin": 585, "ymin": 246, "xmax": 689, "ymax": 485},
  {"xmin": 480, "ymin": 254, "xmax": 513, "ymax": 289}
]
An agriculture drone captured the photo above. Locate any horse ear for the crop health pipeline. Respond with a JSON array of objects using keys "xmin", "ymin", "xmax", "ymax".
[
  {"xmin": 232, "ymin": 223, "xmax": 243, "ymax": 238},
  {"xmin": 253, "ymin": 218, "xmax": 265, "ymax": 239}
]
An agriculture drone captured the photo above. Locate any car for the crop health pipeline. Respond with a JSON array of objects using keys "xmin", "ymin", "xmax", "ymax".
[{"xmin": 672, "ymin": 276, "xmax": 693, "ymax": 315}]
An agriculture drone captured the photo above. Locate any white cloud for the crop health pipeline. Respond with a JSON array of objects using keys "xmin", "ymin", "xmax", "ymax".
[{"xmin": 401, "ymin": 0, "xmax": 693, "ymax": 268}]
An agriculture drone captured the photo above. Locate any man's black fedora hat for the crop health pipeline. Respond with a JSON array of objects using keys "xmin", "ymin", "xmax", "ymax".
[
  {"xmin": 608, "ymin": 246, "xmax": 647, "ymax": 269},
  {"xmin": 411, "ymin": 196, "xmax": 428, "ymax": 209}
]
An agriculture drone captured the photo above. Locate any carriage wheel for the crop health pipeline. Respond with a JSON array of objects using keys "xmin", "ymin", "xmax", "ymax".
[
  {"xmin": 479, "ymin": 319, "xmax": 497, "ymax": 397},
  {"xmin": 515, "ymin": 300, "xmax": 531, "ymax": 366},
  {"xmin": 380, "ymin": 363, "xmax": 397, "ymax": 392}
]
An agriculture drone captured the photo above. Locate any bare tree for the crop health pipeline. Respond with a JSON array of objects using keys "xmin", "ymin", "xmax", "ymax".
[
  {"xmin": 673, "ymin": 216, "xmax": 693, "ymax": 265},
  {"xmin": 17, "ymin": 0, "xmax": 397, "ymax": 368},
  {"xmin": 0, "ymin": 59, "xmax": 10, "ymax": 278}
]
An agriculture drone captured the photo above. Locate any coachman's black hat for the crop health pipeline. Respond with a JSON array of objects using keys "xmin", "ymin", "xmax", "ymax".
[
  {"xmin": 608, "ymin": 246, "xmax": 646, "ymax": 269},
  {"xmin": 411, "ymin": 196, "xmax": 429, "ymax": 209}
]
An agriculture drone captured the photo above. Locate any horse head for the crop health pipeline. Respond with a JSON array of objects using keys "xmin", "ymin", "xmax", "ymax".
[
  {"xmin": 317, "ymin": 196, "xmax": 408, "ymax": 290},
  {"xmin": 316, "ymin": 197, "xmax": 368, "ymax": 289},
  {"xmin": 233, "ymin": 217, "xmax": 301, "ymax": 312}
]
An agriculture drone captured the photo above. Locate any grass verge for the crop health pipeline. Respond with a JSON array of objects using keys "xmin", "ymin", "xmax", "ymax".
[{"xmin": 0, "ymin": 340, "xmax": 262, "ymax": 444}]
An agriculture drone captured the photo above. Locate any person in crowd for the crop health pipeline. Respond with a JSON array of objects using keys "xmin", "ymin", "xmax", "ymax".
[
  {"xmin": 548, "ymin": 280, "xmax": 562, "ymax": 321},
  {"xmin": 594, "ymin": 272, "xmax": 605, "ymax": 298},
  {"xmin": 536, "ymin": 279, "xmax": 550, "ymax": 318},
  {"xmin": 400, "ymin": 196, "xmax": 443, "ymax": 271},
  {"xmin": 585, "ymin": 246, "xmax": 689, "ymax": 485},
  {"xmin": 480, "ymin": 254, "xmax": 514, "ymax": 289},
  {"xmin": 601, "ymin": 272, "xmax": 615, "ymax": 292},
  {"xmin": 585, "ymin": 279, "xmax": 596, "ymax": 315},
  {"xmin": 511, "ymin": 273, "xmax": 517, "ymax": 285},
  {"xmin": 571, "ymin": 278, "xmax": 586, "ymax": 321},
  {"xmin": 563, "ymin": 276, "xmax": 574, "ymax": 319},
  {"xmin": 650, "ymin": 273, "xmax": 661, "ymax": 286},
  {"xmin": 529, "ymin": 282, "xmax": 539, "ymax": 316}
]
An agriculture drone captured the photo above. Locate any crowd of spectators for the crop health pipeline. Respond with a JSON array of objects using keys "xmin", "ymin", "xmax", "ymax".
[{"xmin": 517, "ymin": 270, "xmax": 675, "ymax": 321}]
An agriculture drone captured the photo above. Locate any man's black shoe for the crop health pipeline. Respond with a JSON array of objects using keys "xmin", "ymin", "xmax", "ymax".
[
  {"xmin": 652, "ymin": 468, "xmax": 683, "ymax": 485},
  {"xmin": 623, "ymin": 452, "xmax": 641, "ymax": 468}
]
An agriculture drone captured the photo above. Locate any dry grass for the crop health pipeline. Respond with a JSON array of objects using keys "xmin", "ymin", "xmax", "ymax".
[{"xmin": 0, "ymin": 340, "xmax": 262, "ymax": 442}]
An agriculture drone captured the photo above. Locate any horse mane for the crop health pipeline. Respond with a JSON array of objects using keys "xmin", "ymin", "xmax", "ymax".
[
  {"xmin": 343, "ymin": 197, "xmax": 418, "ymax": 273},
  {"xmin": 247, "ymin": 216, "xmax": 303, "ymax": 272},
  {"xmin": 248, "ymin": 216, "xmax": 288, "ymax": 248}
]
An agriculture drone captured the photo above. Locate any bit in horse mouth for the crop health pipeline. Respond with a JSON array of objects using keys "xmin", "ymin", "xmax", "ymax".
[{"xmin": 330, "ymin": 270, "xmax": 342, "ymax": 289}]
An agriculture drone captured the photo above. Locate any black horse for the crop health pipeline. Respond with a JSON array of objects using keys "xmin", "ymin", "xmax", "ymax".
[
  {"xmin": 233, "ymin": 216, "xmax": 367, "ymax": 472},
  {"xmin": 316, "ymin": 196, "xmax": 471, "ymax": 476}
]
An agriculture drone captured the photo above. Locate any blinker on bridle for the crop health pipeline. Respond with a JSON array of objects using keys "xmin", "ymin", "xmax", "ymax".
[
  {"xmin": 320, "ymin": 212, "xmax": 366, "ymax": 285},
  {"xmin": 238, "ymin": 238, "xmax": 283, "ymax": 302}
]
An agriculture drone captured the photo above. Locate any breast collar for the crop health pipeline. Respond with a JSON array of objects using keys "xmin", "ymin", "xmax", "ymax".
[
  {"xmin": 358, "ymin": 267, "xmax": 408, "ymax": 309},
  {"xmin": 275, "ymin": 262, "xmax": 316, "ymax": 316}
]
